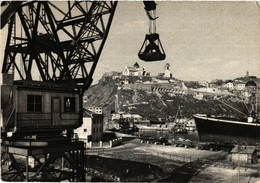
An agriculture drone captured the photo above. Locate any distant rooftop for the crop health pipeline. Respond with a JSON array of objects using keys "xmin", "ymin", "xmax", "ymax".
[
  {"xmin": 231, "ymin": 146, "xmax": 256, "ymax": 154},
  {"xmin": 83, "ymin": 109, "xmax": 103, "ymax": 117}
]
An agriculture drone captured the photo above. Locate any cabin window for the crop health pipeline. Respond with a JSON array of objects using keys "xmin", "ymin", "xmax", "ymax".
[
  {"xmin": 64, "ymin": 97, "xmax": 76, "ymax": 112},
  {"xmin": 27, "ymin": 95, "xmax": 42, "ymax": 112}
]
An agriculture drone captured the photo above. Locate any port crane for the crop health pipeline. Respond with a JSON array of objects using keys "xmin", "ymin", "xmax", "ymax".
[
  {"xmin": 0, "ymin": 1, "xmax": 165, "ymax": 181},
  {"xmin": 1, "ymin": 1, "xmax": 165, "ymax": 96},
  {"xmin": 1, "ymin": 1, "xmax": 118, "ymax": 96}
]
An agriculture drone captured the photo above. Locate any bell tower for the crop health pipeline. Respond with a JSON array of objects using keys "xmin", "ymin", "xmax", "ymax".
[{"xmin": 164, "ymin": 63, "xmax": 171, "ymax": 78}]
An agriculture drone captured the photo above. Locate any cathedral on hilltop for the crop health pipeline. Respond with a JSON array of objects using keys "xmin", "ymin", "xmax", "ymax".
[
  {"xmin": 122, "ymin": 62, "xmax": 147, "ymax": 76},
  {"xmin": 122, "ymin": 62, "xmax": 172, "ymax": 78}
]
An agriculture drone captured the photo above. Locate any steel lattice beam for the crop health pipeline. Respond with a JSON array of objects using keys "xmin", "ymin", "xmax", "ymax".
[{"xmin": 2, "ymin": 1, "xmax": 117, "ymax": 95}]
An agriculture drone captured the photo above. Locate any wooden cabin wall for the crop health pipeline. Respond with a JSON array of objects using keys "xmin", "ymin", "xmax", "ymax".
[{"xmin": 13, "ymin": 87, "xmax": 81, "ymax": 131}]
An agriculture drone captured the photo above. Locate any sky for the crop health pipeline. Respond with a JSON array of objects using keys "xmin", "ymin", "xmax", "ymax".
[
  {"xmin": 94, "ymin": 1, "xmax": 260, "ymax": 82},
  {"xmin": 1, "ymin": 1, "xmax": 260, "ymax": 82}
]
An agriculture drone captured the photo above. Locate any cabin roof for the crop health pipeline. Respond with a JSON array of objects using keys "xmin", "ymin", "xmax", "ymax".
[{"xmin": 14, "ymin": 80, "xmax": 77, "ymax": 91}]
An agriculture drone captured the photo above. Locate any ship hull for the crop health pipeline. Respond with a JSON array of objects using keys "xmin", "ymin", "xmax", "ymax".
[{"xmin": 194, "ymin": 114, "xmax": 260, "ymax": 145}]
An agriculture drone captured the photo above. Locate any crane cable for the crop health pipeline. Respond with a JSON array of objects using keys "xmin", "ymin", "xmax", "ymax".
[
  {"xmin": 215, "ymin": 97, "xmax": 247, "ymax": 116},
  {"xmin": 146, "ymin": 6, "xmax": 157, "ymax": 35},
  {"xmin": 148, "ymin": 10, "xmax": 157, "ymax": 34},
  {"xmin": 154, "ymin": 9, "xmax": 156, "ymax": 33},
  {"xmin": 149, "ymin": 16, "xmax": 151, "ymax": 34}
]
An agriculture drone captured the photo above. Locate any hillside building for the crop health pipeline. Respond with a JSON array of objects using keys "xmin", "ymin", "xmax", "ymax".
[
  {"xmin": 198, "ymin": 81, "xmax": 209, "ymax": 87},
  {"xmin": 111, "ymin": 113, "xmax": 142, "ymax": 123},
  {"xmin": 74, "ymin": 109, "xmax": 103, "ymax": 142},
  {"xmin": 209, "ymin": 83, "xmax": 217, "ymax": 88},
  {"xmin": 122, "ymin": 62, "xmax": 146, "ymax": 76},
  {"xmin": 86, "ymin": 102, "xmax": 116, "ymax": 130},
  {"xmin": 103, "ymin": 71, "xmax": 121, "ymax": 78},
  {"xmin": 226, "ymin": 82, "xmax": 234, "ymax": 90},
  {"xmin": 185, "ymin": 119, "xmax": 196, "ymax": 131},
  {"xmin": 85, "ymin": 106, "xmax": 103, "ymax": 114},
  {"xmin": 193, "ymin": 92, "xmax": 204, "ymax": 100},
  {"xmin": 234, "ymin": 82, "xmax": 246, "ymax": 91}
]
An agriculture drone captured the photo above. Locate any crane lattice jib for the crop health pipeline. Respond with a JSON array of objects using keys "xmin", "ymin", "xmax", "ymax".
[{"xmin": 2, "ymin": 1, "xmax": 117, "ymax": 95}]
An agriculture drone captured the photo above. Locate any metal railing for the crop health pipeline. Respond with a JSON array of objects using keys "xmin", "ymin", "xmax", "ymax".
[{"xmin": 17, "ymin": 112, "xmax": 80, "ymax": 128}]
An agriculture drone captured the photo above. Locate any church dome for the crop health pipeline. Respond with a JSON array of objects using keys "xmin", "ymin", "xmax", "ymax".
[
  {"xmin": 165, "ymin": 63, "xmax": 170, "ymax": 70},
  {"xmin": 134, "ymin": 62, "xmax": 140, "ymax": 68}
]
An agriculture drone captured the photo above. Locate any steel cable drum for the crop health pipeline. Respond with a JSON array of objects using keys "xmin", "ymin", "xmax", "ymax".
[{"xmin": 138, "ymin": 33, "xmax": 166, "ymax": 62}]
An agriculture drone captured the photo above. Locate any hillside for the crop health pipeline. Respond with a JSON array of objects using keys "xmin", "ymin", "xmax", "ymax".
[{"xmin": 84, "ymin": 75, "xmax": 247, "ymax": 121}]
